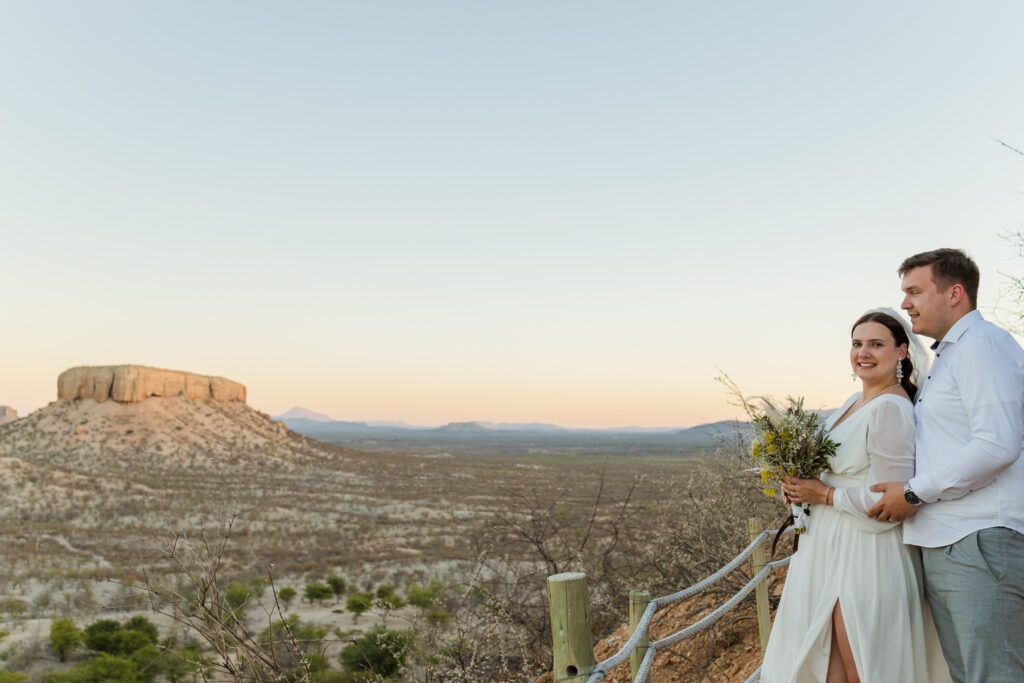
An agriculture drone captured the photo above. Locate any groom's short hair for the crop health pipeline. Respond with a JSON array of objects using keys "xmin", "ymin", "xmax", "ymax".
[{"xmin": 899, "ymin": 248, "xmax": 980, "ymax": 307}]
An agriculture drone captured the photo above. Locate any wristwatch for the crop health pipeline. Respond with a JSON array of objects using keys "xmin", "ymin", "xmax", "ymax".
[{"xmin": 903, "ymin": 483, "xmax": 923, "ymax": 506}]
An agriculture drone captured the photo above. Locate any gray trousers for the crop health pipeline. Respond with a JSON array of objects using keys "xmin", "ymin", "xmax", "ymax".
[{"xmin": 921, "ymin": 527, "xmax": 1024, "ymax": 683}]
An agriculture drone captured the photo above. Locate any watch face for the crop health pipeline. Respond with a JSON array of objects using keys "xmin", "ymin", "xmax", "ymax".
[{"xmin": 904, "ymin": 489, "xmax": 922, "ymax": 506}]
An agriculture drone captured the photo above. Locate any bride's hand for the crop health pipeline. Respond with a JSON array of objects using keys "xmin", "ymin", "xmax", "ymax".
[{"xmin": 782, "ymin": 476, "xmax": 830, "ymax": 505}]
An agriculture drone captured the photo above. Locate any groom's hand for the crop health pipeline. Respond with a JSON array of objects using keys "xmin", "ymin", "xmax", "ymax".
[{"xmin": 867, "ymin": 482, "xmax": 917, "ymax": 522}]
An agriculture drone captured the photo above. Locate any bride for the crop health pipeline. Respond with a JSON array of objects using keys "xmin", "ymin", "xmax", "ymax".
[{"xmin": 759, "ymin": 308, "xmax": 950, "ymax": 683}]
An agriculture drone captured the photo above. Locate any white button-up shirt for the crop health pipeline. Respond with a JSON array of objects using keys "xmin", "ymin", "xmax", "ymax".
[{"xmin": 904, "ymin": 310, "xmax": 1024, "ymax": 547}]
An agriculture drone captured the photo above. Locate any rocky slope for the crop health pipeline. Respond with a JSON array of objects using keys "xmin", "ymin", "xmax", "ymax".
[
  {"xmin": 536, "ymin": 569, "xmax": 787, "ymax": 682},
  {"xmin": 0, "ymin": 365, "xmax": 480, "ymax": 613},
  {"xmin": 0, "ymin": 394, "xmax": 321, "ymax": 473}
]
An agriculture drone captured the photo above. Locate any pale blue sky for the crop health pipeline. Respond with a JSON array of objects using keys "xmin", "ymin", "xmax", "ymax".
[{"xmin": 2, "ymin": 2, "xmax": 1023, "ymax": 426}]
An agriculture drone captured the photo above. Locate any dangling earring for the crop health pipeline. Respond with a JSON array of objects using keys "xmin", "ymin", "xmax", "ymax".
[
  {"xmin": 851, "ymin": 371, "xmax": 858, "ymax": 381},
  {"xmin": 896, "ymin": 359, "xmax": 904, "ymax": 382}
]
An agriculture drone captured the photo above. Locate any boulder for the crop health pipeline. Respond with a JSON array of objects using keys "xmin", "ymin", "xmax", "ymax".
[
  {"xmin": 57, "ymin": 366, "xmax": 246, "ymax": 404},
  {"xmin": 0, "ymin": 406, "xmax": 17, "ymax": 425}
]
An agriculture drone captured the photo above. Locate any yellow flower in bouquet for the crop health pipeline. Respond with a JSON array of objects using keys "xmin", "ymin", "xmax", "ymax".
[{"xmin": 749, "ymin": 397, "xmax": 839, "ymax": 532}]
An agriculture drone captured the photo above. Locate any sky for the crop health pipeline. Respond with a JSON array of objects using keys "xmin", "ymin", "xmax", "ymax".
[{"xmin": 2, "ymin": 1, "xmax": 1024, "ymax": 428}]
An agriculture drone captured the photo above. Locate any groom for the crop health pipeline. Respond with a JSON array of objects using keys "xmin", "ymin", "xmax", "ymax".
[{"xmin": 869, "ymin": 248, "xmax": 1024, "ymax": 683}]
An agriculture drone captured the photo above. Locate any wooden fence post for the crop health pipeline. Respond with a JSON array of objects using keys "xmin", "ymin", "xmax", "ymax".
[
  {"xmin": 749, "ymin": 518, "xmax": 771, "ymax": 655},
  {"xmin": 548, "ymin": 572, "xmax": 596, "ymax": 681},
  {"xmin": 628, "ymin": 589, "xmax": 651, "ymax": 679}
]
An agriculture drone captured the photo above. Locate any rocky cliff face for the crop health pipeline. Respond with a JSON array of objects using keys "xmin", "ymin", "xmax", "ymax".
[
  {"xmin": 0, "ymin": 406, "xmax": 17, "ymax": 425},
  {"xmin": 58, "ymin": 365, "xmax": 246, "ymax": 404}
]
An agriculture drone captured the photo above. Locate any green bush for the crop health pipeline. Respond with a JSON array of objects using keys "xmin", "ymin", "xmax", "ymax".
[
  {"xmin": 406, "ymin": 581, "xmax": 442, "ymax": 608},
  {"xmin": 345, "ymin": 592, "xmax": 374, "ymax": 622},
  {"xmin": 278, "ymin": 586, "xmax": 297, "ymax": 609},
  {"xmin": 41, "ymin": 653, "xmax": 141, "ymax": 682},
  {"xmin": 82, "ymin": 616, "xmax": 159, "ymax": 656},
  {"xmin": 123, "ymin": 616, "xmax": 158, "ymax": 645},
  {"xmin": 338, "ymin": 626, "xmax": 410, "ymax": 678},
  {"xmin": 225, "ymin": 581, "xmax": 254, "ymax": 611},
  {"xmin": 304, "ymin": 582, "xmax": 333, "ymax": 605},
  {"xmin": 294, "ymin": 624, "xmax": 328, "ymax": 648},
  {"xmin": 128, "ymin": 644, "xmax": 161, "ymax": 683},
  {"xmin": 259, "ymin": 614, "xmax": 301, "ymax": 644},
  {"xmin": 0, "ymin": 598, "xmax": 26, "ymax": 617},
  {"xmin": 423, "ymin": 606, "xmax": 450, "ymax": 627},
  {"xmin": 326, "ymin": 576, "xmax": 347, "ymax": 600},
  {"xmin": 247, "ymin": 576, "xmax": 269, "ymax": 599},
  {"xmin": 375, "ymin": 585, "xmax": 405, "ymax": 611},
  {"xmin": 49, "ymin": 617, "xmax": 82, "ymax": 662},
  {"xmin": 82, "ymin": 619, "xmax": 121, "ymax": 654}
]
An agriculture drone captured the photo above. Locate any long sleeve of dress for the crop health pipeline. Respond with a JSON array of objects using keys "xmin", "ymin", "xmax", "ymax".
[{"xmin": 831, "ymin": 398, "xmax": 916, "ymax": 533}]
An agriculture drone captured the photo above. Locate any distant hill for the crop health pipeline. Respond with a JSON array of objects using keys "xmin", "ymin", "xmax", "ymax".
[
  {"xmin": 0, "ymin": 395, "xmax": 346, "ymax": 473},
  {"xmin": 275, "ymin": 406, "xmax": 333, "ymax": 422},
  {"xmin": 436, "ymin": 421, "xmax": 493, "ymax": 432},
  {"xmin": 676, "ymin": 419, "xmax": 749, "ymax": 440},
  {"xmin": 492, "ymin": 422, "xmax": 565, "ymax": 432}
]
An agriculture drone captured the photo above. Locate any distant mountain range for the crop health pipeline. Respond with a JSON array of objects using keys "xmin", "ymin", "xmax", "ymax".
[
  {"xmin": 274, "ymin": 407, "xmax": 698, "ymax": 434},
  {"xmin": 273, "ymin": 407, "xmax": 757, "ymax": 448}
]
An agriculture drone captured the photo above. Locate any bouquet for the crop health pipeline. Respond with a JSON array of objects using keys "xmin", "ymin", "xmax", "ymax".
[{"xmin": 749, "ymin": 396, "xmax": 839, "ymax": 533}]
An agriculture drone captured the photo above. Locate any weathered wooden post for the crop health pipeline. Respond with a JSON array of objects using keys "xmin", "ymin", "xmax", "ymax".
[
  {"xmin": 548, "ymin": 572, "xmax": 596, "ymax": 681},
  {"xmin": 628, "ymin": 589, "xmax": 651, "ymax": 679},
  {"xmin": 749, "ymin": 518, "xmax": 771, "ymax": 655}
]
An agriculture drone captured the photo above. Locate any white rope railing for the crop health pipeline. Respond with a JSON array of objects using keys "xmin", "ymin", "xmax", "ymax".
[{"xmin": 582, "ymin": 527, "xmax": 793, "ymax": 683}]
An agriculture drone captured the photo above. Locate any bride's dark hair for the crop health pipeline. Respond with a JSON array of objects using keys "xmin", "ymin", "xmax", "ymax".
[{"xmin": 851, "ymin": 312, "xmax": 917, "ymax": 400}]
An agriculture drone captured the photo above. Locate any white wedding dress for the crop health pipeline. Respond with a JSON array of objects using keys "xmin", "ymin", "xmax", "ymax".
[{"xmin": 759, "ymin": 393, "xmax": 951, "ymax": 683}]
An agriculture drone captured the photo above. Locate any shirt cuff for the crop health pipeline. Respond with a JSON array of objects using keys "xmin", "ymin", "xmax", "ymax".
[{"xmin": 908, "ymin": 475, "xmax": 939, "ymax": 504}]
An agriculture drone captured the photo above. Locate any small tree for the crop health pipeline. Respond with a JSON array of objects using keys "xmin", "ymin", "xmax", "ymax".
[
  {"xmin": 345, "ymin": 592, "xmax": 374, "ymax": 622},
  {"xmin": 128, "ymin": 643, "xmax": 162, "ymax": 683},
  {"xmin": 423, "ymin": 606, "xmax": 450, "ymax": 627},
  {"xmin": 304, "ymin": 582, "xmax": 333, "ymax": 605},
  {"xmin": 224, "ymin": 581, "xmax": 253, "ymax": 612},
  {"xmin": 406, "ymin": 581, "xmax": 442, "ymax": 609},
  {"xmin": 49, "ymin": 616, "xmax": 82, "ymax": 662},
  {"xmin": 247, "ymin": 577, "xmax": 268, "ymax": 600},
  {"xmin": 325, "ymin": 576, "xmax": 346, "ymax": 602},
  {"xmin": 1, "ymin": 597, "xmax": 26, "ymax": 618},
  {"xmin": 278, "ymin": 586, "xmax": 297, "ymax": 610},
  {"xmin": 83, "ymin": 619, "xmax": 122, "ymax": 654},
  {"xmin": 375, "ymin": 585, "xmax": 405, "ymax": 623},
  {"xmin": 375, "ymin": 585, "xmax": 405, "ymax": 611},
  {"xmin": 123, "ymin": 616, "xmax": 159, "ymax": 646}
]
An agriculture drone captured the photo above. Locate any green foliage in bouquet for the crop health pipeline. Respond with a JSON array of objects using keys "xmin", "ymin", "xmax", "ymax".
[{"xmin": 749, "ymin": 396, "xmax": 838, "ymax": 498}]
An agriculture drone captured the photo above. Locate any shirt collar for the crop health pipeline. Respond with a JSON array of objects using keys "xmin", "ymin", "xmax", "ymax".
[{"xmin": 930, "ymin": 309, "xmax": 982, "ymax": 351}]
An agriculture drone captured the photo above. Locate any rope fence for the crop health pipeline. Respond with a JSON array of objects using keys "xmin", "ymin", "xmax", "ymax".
[{"xmin": 548, "ymin": 519, "xmax": 794, "ymax": 683}]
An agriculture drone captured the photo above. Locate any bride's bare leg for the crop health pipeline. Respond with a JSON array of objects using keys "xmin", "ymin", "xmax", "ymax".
[
  {"xmin": 826, "ymin": 623, "xmax": 848, "ymax": 683},
  {"xmin": 831, "ymin": 601, "xmax": 860, "ymax": 683}
]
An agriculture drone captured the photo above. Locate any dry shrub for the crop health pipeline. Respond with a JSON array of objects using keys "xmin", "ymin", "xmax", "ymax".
[{"xmin": 422, "ymin": 434, "xmax": 782, "ymax": 681}]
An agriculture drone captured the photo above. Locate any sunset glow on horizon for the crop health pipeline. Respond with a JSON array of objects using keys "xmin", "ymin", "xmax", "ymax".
[{"xmin": 3, "ymin": 2, "xmax": 1024, "ymax": 429}]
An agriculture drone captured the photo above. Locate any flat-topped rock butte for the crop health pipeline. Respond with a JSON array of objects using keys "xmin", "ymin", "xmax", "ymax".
[
  {"xmin": 57, "ymin": 365, "xmax": 246, "ymax": 404},
  {"xmin": 0, "ymin": 406, "xmax": 17, "ymax": 424}
]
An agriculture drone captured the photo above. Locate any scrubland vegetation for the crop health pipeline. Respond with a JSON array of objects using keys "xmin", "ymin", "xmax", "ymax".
[{"xmin": 0, "ymin": 399, "xmax": 773, "ymax": 681}]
